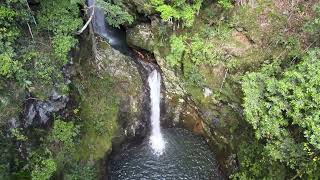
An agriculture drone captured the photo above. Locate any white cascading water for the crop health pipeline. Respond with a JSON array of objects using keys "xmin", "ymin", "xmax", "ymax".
[
  {"xmin": 87, "ymin": 0, "xmax": 117, "ymax": 45},
  {"xmin": 148, "ymin": 70, "xmax": 165, "ymax": 155}
]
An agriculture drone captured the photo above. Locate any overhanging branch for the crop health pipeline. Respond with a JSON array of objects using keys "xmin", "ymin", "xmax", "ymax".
[{"xmin": 76, "ymin": 4, "xmax": 95, "ymax": 35}]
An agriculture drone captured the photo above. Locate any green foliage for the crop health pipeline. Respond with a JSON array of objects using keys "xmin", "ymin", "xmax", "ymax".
[
  {"xmin": 96, "ymin": 0, "xmax": 134, "ymax": 28},
  {"xmin": 0, "ymin": 6, "xmax": 19, "ymax": 43},
  {"xmin": 232, "ymin": 140, "xmax": 286, "ymax": 179},
  {"xmin": 241, "ymin": 49, "xmax": 320, "ymax": 178},
  {"xmin": 0, "ymin": 81, "xmax": 25, "ymax": 125},
  {"xmin": 167, "ymin": 34, "xmax": 214, "ymax": 68},
  {"xmin": 166, "ymin": 33, "xmax": 215, "ymax": 86},
  {"xmin": 32, "ymin": 157, "xmax": 57, "ymax": 180},
  {"xmin": 65, "ymin": 162, "xmax": 97, "ymax": 180},
  {"xmin": 50, "ymin": 119, "xmax": 79, "ymax": 150},
  {"xmin": 150, "ymin": 0, "xmax": 203, "ymax": 27},
  {"xmin": 166, "ymin": 35, "xmax": 186, "ymax": 67},
  {"xmin": 10, "ymin": 128, "xmax": 28, "ymax": 141},
  {"xmin": 0, "ymin": 129, "xmax": 17, "ymax": 179},
  {"xmin": 305, "ymin": 4, "xmax": 320, "ymax": 37},
  {"xmin": 0, "ymin": 54, "xmax": 18, "ymax": 77},
  {"xmin": 0, "ymin": 4, "xmax": 21, "ymax": 78},
  {"xmin": 218, "ymin": 0, "xmax": 233, "ymax": 9},
  {"xmin": 156, "ymin": 4, "xmax": 178, "ymax": 21},
  {"xmin": 187, "ymin": 34, "xmax": 214, "ymax": 65},
  {"xmin": 27, "ymin": 118, "xmax": 80, "ymax": 180},
  {"xmin": 0, "ymin": 0, "xmax": 82, "ymax": 98},
  {"xmin": 76, "ymin": 73, "xmax": 119, "ymax": 160},
  {"xmin": 38, "ymin": 0, "xmax": 82, "ymax": 34},
  {"xmin": 52, "ymin": 35, "xmax": 77, "ymax": 65},
  {"xmin": 38, "ymin": 0, "xmax": 82, "ymax": 65}
]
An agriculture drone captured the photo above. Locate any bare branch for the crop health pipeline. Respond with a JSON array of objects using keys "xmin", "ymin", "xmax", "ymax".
[
  {"xmin": 219, "ymin": 68, "xmax": 228, "ymax": 92},
  {"xmin": 76, "ymin": 3, "xmax": 95, "ymax": 35},
  {"xmin": 25, "ymin": 0, "xmax": 37, "ymax": 25},
  {"xmin": 27, "ymin": 23, "xmax": 34, "ymax": 40}
]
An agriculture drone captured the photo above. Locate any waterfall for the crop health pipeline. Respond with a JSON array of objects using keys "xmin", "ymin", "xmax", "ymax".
[
  {"xmin": 87, "ymin": 0, "xmax": 129, "ymax": 54},
  {"xmin": 148, "ymin": 70, "xmax": 165, "ymax": 155},
  {"xmin": 87, "ymin": 0, "xmax": 110, "ymax": 40}
]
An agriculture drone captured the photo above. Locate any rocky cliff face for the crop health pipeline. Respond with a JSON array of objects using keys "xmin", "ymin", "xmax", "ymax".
[
  {"xmin": 125, "ymin": 18, "xmax": 246, "ymax": 175},
  {"xmin": 72, "ymin": 28, "xmax": 148, "ymax": 161}
]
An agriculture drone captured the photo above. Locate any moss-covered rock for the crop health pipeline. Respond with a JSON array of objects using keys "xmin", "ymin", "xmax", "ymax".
[
  {"xmin": 74, "ymin": 35, "xmax": 144, "ymax": 161},
  {"xmin": 126, "ymin": 0, "xmax": 155, "ymax": 15},
  {"xmin": 127, "ymin": 23, "xmax": 155, "ymax": 52},
  {"xmin": 76, "ymin": 74, "xmax": 119, "ymax": 160}
]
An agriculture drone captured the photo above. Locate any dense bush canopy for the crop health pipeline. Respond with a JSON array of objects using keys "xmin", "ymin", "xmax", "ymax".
[{"xmin": 241, "ymin": 50, "xmax": 320, "ymax": 178}]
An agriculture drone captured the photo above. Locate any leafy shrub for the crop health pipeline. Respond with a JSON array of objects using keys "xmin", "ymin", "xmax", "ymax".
[
  {"xmin": 150, "ymin": 0, "xmax": 203, "ymax": 27},
  {"xmin": 50, "ymin": 119, "xmax": 79, "ymax": 150},
  {"xmin": 232, "ymin": 140, "xmax": 286, "ymax": 179},
  {"xmin": 96, "ymin": 0, "xmax": 134, "ymax": 27},
  {"xmin": 0, "ymin": 54, "xmax": 18, "ymax": 78},
  {"xmin": 305, "ymin": 4, "xmax": 320, "ymax": 37},
  {"xmin": 10, "ymin": 128, "xmax": 28, "ymax": 141},
  {"xmin": 0, "ymin": 5, "xmax": 21, "ymax": 78},
  {"xmin": 218, "ymin": 0, "xmax": 233, "ymax": 9},
  {"xmin": 37, "ymin": 0, "xmax": 82, "ymax": 34},
  {"xmin": 52, "ymin": 35, "xmax": 77, "ymax": 65},
  {"xmin": 241, "ymin": 49, "xmax": 320, "ymax": 178},
  {"xmin": 166, "ymin": 33, "xmax": 215, "ymax": 81},
  {"xmin": 38, "ymin": 0, "xmax": 82, "ymax": 66},
  {"xmin": 65, "ymin": 162, "xmax": 97, "ymax": 180},
  {"xmin": 32, "ymin": 158, "xmax": 57, "ymax": 180},
  {"xmin": 187, "ymin": 34, "xmax": 214, "ymax": 65},
  {"xmin": 166, "ymin": 35, "xmax": 186, "ymax": 67},
  {"xmin": 0, "ymin": 0, "xmax": 82, "ymax": 95}
]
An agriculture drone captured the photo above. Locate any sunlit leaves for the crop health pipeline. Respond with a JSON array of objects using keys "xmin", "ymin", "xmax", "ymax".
[
  {"xmin": 150, "ymin": 0, "xmax": 203, "ymax": 27},
  {"xmin": 96, "ymin": 0, "xmax": 133, "ymax": 28},
  {"xmin": 50, "ymin": 119, "xmax": 79, "ymax": 150},
  {"xmin": 38, "ymin": 0, "xmax": 82, "ymax": 34},
  {"xmin": 0, "ymin": 54, "xmax": 18, "ymax": 77},
  {"xmin": 31, "ymin": 157, "xmax": 57, "ymax": 180},
  {"xmin": 218, "ymin": 0, "xmax": 233, "ymax": 9},
  {"xmin": 305, "ymin": 4, "xmax": 320, "ymax": 36},
  {"xmin": 242, "ymin": 49, "xmax": 320, "ymax": 178},
  {"xmin": 52, "ymin": 35, "xmax": 77, "ymax": 65},
  {"xmin": 166, "ymin": 35, "xmax": 185, "ymax": 67}
]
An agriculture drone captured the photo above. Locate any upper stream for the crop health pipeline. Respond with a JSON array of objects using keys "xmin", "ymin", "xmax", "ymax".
[{"xmin": 87, "ymin": 0, "xmax": 130, "ymax": 54}]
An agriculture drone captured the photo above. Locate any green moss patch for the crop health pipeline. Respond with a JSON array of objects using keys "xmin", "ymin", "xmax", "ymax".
[{"xmin": 76, "ymin": 73, "xmax": 119, "ymax": 160}]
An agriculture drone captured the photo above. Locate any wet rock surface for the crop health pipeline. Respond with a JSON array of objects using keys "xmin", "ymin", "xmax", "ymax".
[
  {"xmin": 95, "ymin": 38, "xmax": 147, "ymax": 138},
  {"xmin": 127, "ymin": 23, "xmax": 155, "ymax": 52},
  {"xmin": 24, "ymin": 90, "xmax": 69, "ymax": 127}
]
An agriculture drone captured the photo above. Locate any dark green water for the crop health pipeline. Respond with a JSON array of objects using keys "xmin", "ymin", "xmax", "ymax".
[{"xmin": 109, "ymin": 128, "xmax": 224, "ymax": 180}]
